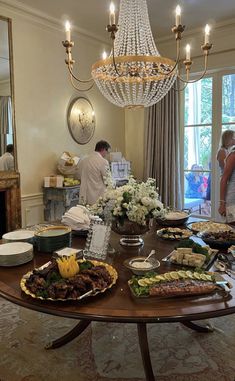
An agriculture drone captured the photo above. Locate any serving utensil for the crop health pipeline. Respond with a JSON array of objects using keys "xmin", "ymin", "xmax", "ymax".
[
  {"xmin": 144, "ymin": 250, "xmax": 155, "ymax": 262},
  {"xmin": 214, "ymin": 261, "xmax": 235, "ymax": 279}
]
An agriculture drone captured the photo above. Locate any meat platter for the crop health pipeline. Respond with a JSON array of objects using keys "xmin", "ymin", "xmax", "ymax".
[
  {"xmin": 128, "ymin": 270, "xmax": 231, "ymax": 298},
  {"xmin": 20, "ymin": 258, "xmax": 118, "ymax": 301}
]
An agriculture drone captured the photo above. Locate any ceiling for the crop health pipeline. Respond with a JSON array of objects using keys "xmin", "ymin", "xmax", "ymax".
[{"xmin": 13, "ymin": 0, "xmax": 235, "ymax": 41}]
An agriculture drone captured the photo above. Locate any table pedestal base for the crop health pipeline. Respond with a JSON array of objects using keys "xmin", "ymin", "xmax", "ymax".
[
  {"xmin": 45, "ymin": 320, "xmax": 91, "ymax": 349},
  {"xmin": 45, "ymin": 319, "xmax": 214, "ymax": 380}
]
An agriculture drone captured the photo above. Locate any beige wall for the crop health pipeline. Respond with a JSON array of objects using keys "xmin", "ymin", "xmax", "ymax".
[
  {"xmin": 0, "ymin": 3, "xmax": 125, "ymax": 196},
  {"xmin": 125, "ymin": 108, "xmax": 145, "ymax": 180}
]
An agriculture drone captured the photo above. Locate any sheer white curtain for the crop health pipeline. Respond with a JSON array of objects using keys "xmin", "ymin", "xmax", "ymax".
[{"xmin": 144, "ymin": 87, "xmax": 182, "ymax": 209}]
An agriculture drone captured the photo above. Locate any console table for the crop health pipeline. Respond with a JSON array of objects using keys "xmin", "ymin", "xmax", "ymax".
[{"xmin": 43, "ymin": 185, "xmax": 80, "ymax": 222}]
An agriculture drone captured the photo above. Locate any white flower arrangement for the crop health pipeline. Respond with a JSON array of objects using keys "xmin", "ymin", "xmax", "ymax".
[{"xmin": 91, "ymin": 177, "xmax": 165, "ymax": 226}]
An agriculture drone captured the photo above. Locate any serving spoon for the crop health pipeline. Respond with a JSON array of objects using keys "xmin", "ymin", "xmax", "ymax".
[
  {"xmin": 144, "ymin": 250, "xmax": 155, "ymax": 262},
  {"xmin": 214, "ymin": 260, "xmax": 235, "ymax": 279}
]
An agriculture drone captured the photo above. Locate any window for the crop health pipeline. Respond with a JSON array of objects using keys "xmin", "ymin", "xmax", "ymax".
[{"xmin": 182, "ymin": 71, "xmax": 235, "ymax": 218}]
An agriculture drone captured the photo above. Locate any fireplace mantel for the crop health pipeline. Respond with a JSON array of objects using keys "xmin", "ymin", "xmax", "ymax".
[{"xmin": 0, "ymin": 171, "xmax": 21, "ymax": 232}]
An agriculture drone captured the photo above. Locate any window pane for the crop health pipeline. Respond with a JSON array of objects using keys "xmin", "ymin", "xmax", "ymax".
[
  {"xmin": 222, "ymin": 74, "xmax": 235, "ymax": 124},
  {"xmin": 184, "ymin": 126, "xmax": 212, "ymax": 170},
  {"xmin": 222, "ymin": 124, "xmax": 235, "ymax": 132},
  {"xmin": 184, "ymin": 77, "xmax": 213, "ymax": 126}
]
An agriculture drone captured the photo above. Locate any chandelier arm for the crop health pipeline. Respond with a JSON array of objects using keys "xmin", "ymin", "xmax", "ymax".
[
  {"xmin": 157, "ymin": 40, "xmax": 181, "ymax": 76},
  {"xmin": 177, "ymin": 54, "xmax": 209, "ymax": 84},
  {"xmin": 172, "ymin": 81, "xmax": 188, "ymax": 92},
  {"xmin": 111, "ymin": 41, "xmax": 123, "ymax": 77},
  {"xmin": 68, "ymin": 73, "xmax": 95, "ymax": 92},
  {"xmin": 67, "ymin": 63, "xmax": 94, "ymax": 84}
]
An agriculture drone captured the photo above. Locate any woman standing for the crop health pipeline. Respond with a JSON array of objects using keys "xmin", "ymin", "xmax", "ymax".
[
  {"xmin": 218, "ymin": 146, "xmax": 235, "ymax": 224},
  {"xmin": 217, "ymin": 130, "xmax": 235, "ymax": 174}
]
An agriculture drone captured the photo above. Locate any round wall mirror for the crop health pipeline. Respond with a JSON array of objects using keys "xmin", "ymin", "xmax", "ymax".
[{"xmin": 67, "ymin": 97, "xmax": 95, "ymax": 145}]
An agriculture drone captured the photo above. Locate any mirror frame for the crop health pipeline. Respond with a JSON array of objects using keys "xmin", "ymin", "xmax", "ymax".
[
  {"xmin": 0, "ymin": 16, "xmax": 17, "ymax": 172},
  {"xmin": 67, "ymin": 97, "xmax": 96, "ymax": 145}
]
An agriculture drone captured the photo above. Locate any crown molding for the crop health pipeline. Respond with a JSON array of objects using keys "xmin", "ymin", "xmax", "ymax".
[
  {"xmin": 0, "ymin": 0, "xmax": 109, "ymax": 46},
  {"xmin": 156, "ymin": 17, "xmax": 235, "ymax": 44}
]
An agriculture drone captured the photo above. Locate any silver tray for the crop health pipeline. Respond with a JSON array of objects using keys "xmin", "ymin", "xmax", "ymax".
[{"xmin": 162, "ymin": 248, "xmax": 218, "ymax": 270}]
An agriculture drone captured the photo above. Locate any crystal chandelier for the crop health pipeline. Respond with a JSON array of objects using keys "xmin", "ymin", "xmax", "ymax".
[{"xmin": 62, "ymin": 0, "xmax": 212, "ymax": 109}]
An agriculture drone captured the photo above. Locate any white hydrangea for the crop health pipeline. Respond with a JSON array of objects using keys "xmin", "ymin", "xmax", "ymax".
[{"xmin": 90, "ymin": 177, "xmax": 165, "ymax": 225}]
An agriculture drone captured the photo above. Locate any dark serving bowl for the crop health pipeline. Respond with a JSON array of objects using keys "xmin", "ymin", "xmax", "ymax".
[{"xmin": 156, "ymin": 211, "xmax": 190, "ymax": 227}]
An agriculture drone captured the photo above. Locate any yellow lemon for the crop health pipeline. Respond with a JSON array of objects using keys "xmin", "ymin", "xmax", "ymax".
[
  {"xmin": 186, "ymin": 270, "xmax": 194, "ymax": 279},
  {"xmin": 193, "ymin": 272, "xmax": 201, "ymax": 280},
  {"xmin": 169, "ymin": 271, "xmax": 180, "ymax": 280},
  {"xmin": 178, "ymin": 270, "xmax": 188, "ymax": 278}
]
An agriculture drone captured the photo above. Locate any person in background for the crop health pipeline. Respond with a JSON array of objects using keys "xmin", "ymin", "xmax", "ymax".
[
  {"xmin": 78, "ymin": 140, "xmax": 111, "ymax": 205},
  {"xmin": 217, "ymin": 130, "xmax": 235, "ymax": 175},
  {"xmin": 0, "ymin": 144, "xmax": 14, "ymax": 171},
  {"xmin": 185, "ymin": 164, "xmax": 207, "ymax": 199},
  {"xmin": 218, "ymin": 146, "xmax": 235, "ymax": 225}
]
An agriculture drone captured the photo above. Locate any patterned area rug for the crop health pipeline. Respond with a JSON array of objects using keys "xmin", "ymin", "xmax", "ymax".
[{"xmin": 0, "ymin": 297, "xmax": 235, "ymax": 381}]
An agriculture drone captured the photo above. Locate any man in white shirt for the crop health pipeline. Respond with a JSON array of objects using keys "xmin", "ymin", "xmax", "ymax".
[
  {"xmin": 0, "ymin": 144, "xmax": 14, "ymax": 171},
  {"xmin": 78, "ymin": 140, "xmax": 111, "ymax": 205}
]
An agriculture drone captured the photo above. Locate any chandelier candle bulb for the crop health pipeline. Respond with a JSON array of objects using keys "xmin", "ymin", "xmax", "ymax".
[
  {"xmin": 102, "ymin": 51, "xmax": 108, "ymax": 60},
  {"xmin": 175, "ymin": 5, "xmax": 181, "ymax": 26},
  {"xmin": 65, "ymin": 21, "xmax": 71, "ymax": 42},
  {"xmin": 186, "ymin": 44, "xmax": 191, "ymax": 60},
  {"xmin": 109, "ymin": 3, "xmax": 115, "ymax": 25},
  {"xmin": 204, "ymin": 24, "xmax": 210, "ymax": 44}
]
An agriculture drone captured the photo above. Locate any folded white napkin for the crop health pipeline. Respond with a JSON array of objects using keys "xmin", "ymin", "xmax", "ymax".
[{"xmin": 61, "ymin": 205, "xmax": 91, "ymax": 230}]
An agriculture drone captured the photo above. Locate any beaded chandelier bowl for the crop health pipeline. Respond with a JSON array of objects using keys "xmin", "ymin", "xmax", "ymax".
[{"xmin": 91, "ymin": 0, "xmax": 176, "ymax": 108}]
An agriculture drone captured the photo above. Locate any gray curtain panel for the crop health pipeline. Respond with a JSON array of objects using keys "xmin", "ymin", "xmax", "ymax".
[
  {"xmin": 144, "ymin": 87, "xmax": 182, "ymax": 209},
  {"xmin": 0, "ymin": 96, "xmax": 12, "ymax": 154}
]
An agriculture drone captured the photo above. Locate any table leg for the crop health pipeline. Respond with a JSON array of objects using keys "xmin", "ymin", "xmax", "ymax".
[
  {"xmin": 182, "ymin": 321, "xmax": 214, "ymax": 333},
  {"xmin": 137, "ymin": 323, "xmax": 155, "ymax": 381},
  {"xmin": 45, "ymin": 319, "xmax": 91, "ymax": 349}
]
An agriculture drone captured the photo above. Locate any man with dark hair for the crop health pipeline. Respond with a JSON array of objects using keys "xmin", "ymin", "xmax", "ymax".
[
  {"xmin": 78, "ymin": 140, "xmax": 111, "ymax": 205},
  {"xmin": 0, "ymin": 144, "xmax": 14, "ymax": 171}
]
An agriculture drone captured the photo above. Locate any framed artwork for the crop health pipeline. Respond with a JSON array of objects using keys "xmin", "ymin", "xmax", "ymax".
[{"xmin": 84, "ymin": 221, "xmax": 111, "ymax": 260}]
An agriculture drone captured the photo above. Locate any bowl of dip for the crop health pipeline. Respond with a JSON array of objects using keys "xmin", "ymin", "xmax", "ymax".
[{"xmin": 123, "ymin": 256, "xmax": 160, "ymax": 275}]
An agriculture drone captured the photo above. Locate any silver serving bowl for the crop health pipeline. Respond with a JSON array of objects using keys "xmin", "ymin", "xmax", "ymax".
[
  {"xmin": 156, "ymin": 210, "xmax": 190, "ymax": 227},
  {"xmin": 123, "ymin": 256, "xmax": 160, "ymax": 275}
]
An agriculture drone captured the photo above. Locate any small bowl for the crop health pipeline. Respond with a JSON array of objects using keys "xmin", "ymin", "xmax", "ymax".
[{"xmin": 123, "ymin": 256, "xmax": 160, "ymax": 275}]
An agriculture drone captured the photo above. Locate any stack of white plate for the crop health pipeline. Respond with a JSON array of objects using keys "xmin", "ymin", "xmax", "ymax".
[
  {"xmin": 0, "ymin": 242, "xmax": 34, "ymax": 266},
  {"xmin": 2, "ymin": 230, "xmax": 35, "ymax": 244}
]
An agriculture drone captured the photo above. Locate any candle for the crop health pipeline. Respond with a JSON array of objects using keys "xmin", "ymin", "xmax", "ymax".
[
  {"xmin": 185, "ymin": 44, "xmax": 191, "ymax": 60},
  {"xmin": 204, "ymin": 24, "xmax": 210, "ymax": 44},
  {"xmin": 65, "ymin": 21, "xmax": 71, "ymax": 42},
  {"xmin": 175, "ymin": 5, "xmax": 181, "ymax": 26},
  {"xmin": 102, "ymin": 51, "xmax": 107, "ymax": 60},
  {"xmin": 109, "ymin": 2, "xmax": 115, "ymax": 25}
]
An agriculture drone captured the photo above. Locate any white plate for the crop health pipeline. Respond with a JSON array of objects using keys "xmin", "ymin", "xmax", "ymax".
[
  {"xmin": 2, "ymin": 230, "xmax": 35, "ymax": 241},
  {"xmin": 0, "ymin": 242, "xmax": 33, "ymax": 256},
  {"xmin": 0, "ymin": 242, "xmax": 34, "ymax": 266}
]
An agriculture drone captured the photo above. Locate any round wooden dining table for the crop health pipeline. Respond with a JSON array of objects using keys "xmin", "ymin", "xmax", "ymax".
[{"xmin": 0, "ymin": 228, "xmax": 235, "ymax": 381}]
